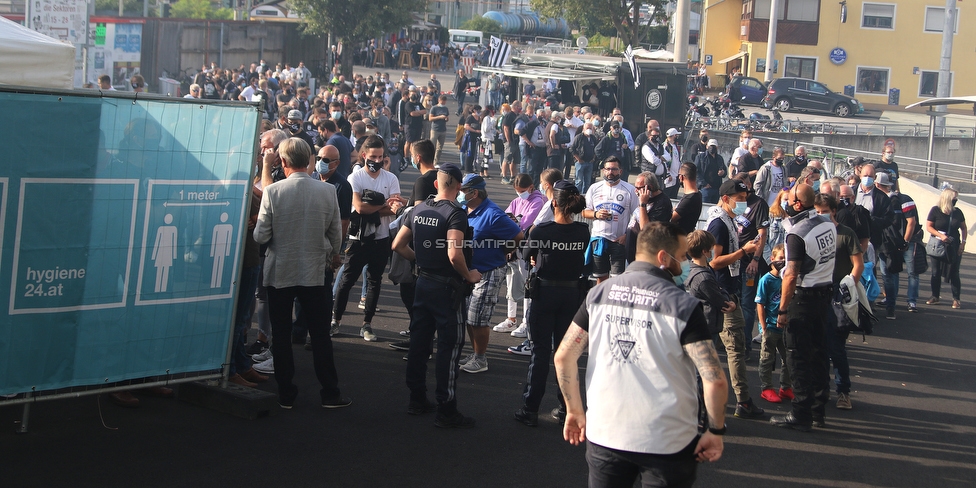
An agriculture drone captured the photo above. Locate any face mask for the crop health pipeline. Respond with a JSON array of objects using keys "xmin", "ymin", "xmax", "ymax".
[
  {"xmin": 365, "ymin": 128, "xmax": 377, "ymax": 136},
  {"xmin": 862, "ymin": 176, "xmax": 875, "ymax": 188},
  {"xmin": 795, "ymin": 155, "xmax": 806, "ymax": 162},
  {"xmin": 785, "ymin": 202, "xmax": 802, "ymax": 217},
  {"xmin": 365, "ymin": 159, "xmax": 382, "ymax": 172},
  {"xmin": 773, "ymin": 158, "xmax": 783, "ymax": 166},
  {"xmin": 781, "ymin": 199, "xmax": 789, "ymax": 211},
  {"xmin": 605, "ymin": 172, "xmax": 621, "ymax": 184},
  {"xmin": 952, "ymin": 198, "xmax": 958, "ymax": 206},
  {"xmin": 707, "ymin": 146, "xmax": 717, "ymax": 155},
  {"xmin": 673, "ymin": 259, "xmax": 691, "ymax": 287},
  {"xmin": 331, "ymin": 111, "xmax": 342, "ymax": 119},
  {"xmin": 757, "ymin": 147, "xmax": 764, "ymax": 157},
  {"xmin": 651, "ymin": 135, "xmax": 660, "ymax": 143},
  {"xmin": 812, "ymin": 180, "xmax": 821, "ymax": 192},
  {"xmin": 288, "ymin": 123, "xmax": 300, "ymax": 132},
  {"xmin": 701, "ymin": 136, "xmax": 709, "ymax": 143},
  {"xmin": 840, "ymin": 197, "xmax": 851, "ymax": 206},
  {"xmin": 584, "ymin": 129, "xmax": 593, "ymax": 136},
  {"xmin": 457, "ymin": 191, "xmax": 468, "ymax": 205},
  {"xmin": 733, "ymin": 201, "xmax": 748, "ymax": 216},
  {"xmin": 517, "ymin": 191, "xmax": 530, "ymax": 200},
  {"xmin": 771, "ymin": 260, "xmax": 786, "ymax": 272},
  {"xmin": 660, "ymin": 252, "xmax": 683, "ymax": 277},
  {"xmin": 883, "ymin": 153, "xmax": 893, "ymax": 162}
]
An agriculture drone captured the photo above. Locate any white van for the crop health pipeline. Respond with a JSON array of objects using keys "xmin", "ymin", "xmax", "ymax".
[{"xmin": 448, "ymin": 29, "xmax": 483, "ymax": 50}]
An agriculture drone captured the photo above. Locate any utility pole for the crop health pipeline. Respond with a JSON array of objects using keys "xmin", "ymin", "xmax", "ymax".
[
  {"xmin": 673, "ymin": 0, "xmax": 690, "ymax": 63},
  {"xmin": 934, "ymin": 0, "xmax": 956, "ymax": 132},
  {"xmin": 763, "ymin": 0, "xmax": 781, "ymax": 83}
]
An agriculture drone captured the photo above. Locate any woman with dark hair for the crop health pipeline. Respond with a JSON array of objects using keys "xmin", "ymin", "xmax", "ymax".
[
  {"xmin": 924, "ymin": 187, "xmax": 968, "ymax": 309},
  {"xmin": 514, "ymin": 179, "xmax": 590, "ymax": 427}
]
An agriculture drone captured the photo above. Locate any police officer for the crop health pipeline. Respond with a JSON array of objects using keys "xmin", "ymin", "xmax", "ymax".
[
  {"xmin": 514, "ymin": 180, "xmax": 590, "ymax": 427},
  {"xmin": 771, "ymin": 183, "xmax": 837, "ymax": 432},
  {"xmin": 392, "ymin": 163, "xmax": 482, "ymax": 428}
]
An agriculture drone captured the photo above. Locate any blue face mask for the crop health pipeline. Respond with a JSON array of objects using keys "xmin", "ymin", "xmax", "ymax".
[
  {"xmin": 733, "ymin": 201, "xmax": 748, "ymax": 216},
  {"xmin": 457, "ymin": 191, "xmax": 467, "ymax": 205},
  {"xmin": 674, "ymin": 259, "xmax": 691, "ymax": 288},
  {"xmin": 757, "ymin": 147, "xmax": 764, "ymax": 157},
  {"xmin": 863, "ymin": 176, "xmax": 875, "ymax": 188},
  {"xmin": 812, "ymin": 180, "xmax": 821, "ymax": 192},
  {"xmin": 781, "ymin": 199, "xmax": 789, "ymax": 211}
]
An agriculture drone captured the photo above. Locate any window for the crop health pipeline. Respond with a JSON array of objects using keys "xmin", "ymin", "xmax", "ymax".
[
  {"xmin": 786, "ymin": 0, "xmax": 818, "ymax": 21},
  {"xmin": 856, "ymin": 67, "xmax": 890, "ymax": 94},
  {"xmin": 919, "ymin": 71, "xmax": 953, "ymax": 97},
  {"xmin": 784, "ymin": 56, "xmax": 816, "ymax": 79},
  {"xmin": 808, "ymin": 81, "xmax": 828, "ymax": 95},
  {"xmin": 924, "ymin": 6, "xmax": 959, "ymax": 33},
  {"xmin": 862, "ymin": 3, "xmax": 895, "ymax": 29}
]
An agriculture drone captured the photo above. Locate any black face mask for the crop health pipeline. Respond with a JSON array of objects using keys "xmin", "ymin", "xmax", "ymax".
[
  {"xmin": 701, "ymin": 136, "xmax": 709, "ymax": 144},
  {"xmin": 771, "ymin": 260, "xmax": 786, "ymax": 272},
  {"xmin": 707, "ymin": 146, "xmax": 717, "ymax": 155},
  {"xmin": 773, "ymin": 158, "xmax": 784, "ymax": 166},
  {"xmin": 952, "ymin": 198, "xmax": 958, "ymax": 206},
  {"xmin": 651, "ymin": 135, "xmax": 660, "ymax": 143},
  {"xmin": 365, "ymin": 159, "xmax": 383, "ymax": 172},
  {"xmin": 785, "ymin": 202, "xmax": 803, "ymax": 217}
]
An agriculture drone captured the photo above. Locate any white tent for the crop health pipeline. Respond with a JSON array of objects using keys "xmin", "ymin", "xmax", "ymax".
[
  {"xmin": 632, "ymin": 48, "xmax": 674, "ymax": 62},
  {"xmin": 0, "ymin": 15, "xmax": 75, "ymax": 89}
]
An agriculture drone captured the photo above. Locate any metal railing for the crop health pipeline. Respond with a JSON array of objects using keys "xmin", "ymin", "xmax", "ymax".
[{"xmin": 686, "ymin": 115, "xmax": 976, "ymax": 138}]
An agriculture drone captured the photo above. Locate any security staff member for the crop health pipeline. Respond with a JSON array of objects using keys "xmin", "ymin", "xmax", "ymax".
[
  {"xmin": 771, "ymin": 183, "xmax": 837, "ymax": 432},
  {"xmin": 392, "ymin": 163, "xmax": 482, "ymax": 429},
  {"xmin": 514, "ymin": 180, "xmax": 590, "ymax": 427}
]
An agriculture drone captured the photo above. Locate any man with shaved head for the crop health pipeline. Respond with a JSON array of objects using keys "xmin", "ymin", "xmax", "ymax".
[{"xmin": 770, "ymin": 183, "xmax": 837, "ymax": 432}]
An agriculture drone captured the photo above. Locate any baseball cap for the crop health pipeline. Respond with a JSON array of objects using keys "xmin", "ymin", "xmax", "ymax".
[
  {"xmin": 437, "ymin": 163, "xmax": 463, "ymax": 183},
  {"xmin": 461, "ymin": 174, "xmax": 487, "ymax": 190},
  {"xmin": 287, "ymin": 110, "xmax": 303, "ymax": 120},
  {"xmin": 707, "ymin": 139, "xmax": 718, "ymax": 147},
  {"xmin": 553, "ymin": 179, "xmax": 580, "ymax": 194},
  {"xmin": 719, "ymin": 179, "xmax": 750, "ymax": 196},
  {"xmin": 610, "ymin": 120, "xmax": 621, "ymax": 129},
  {"xmin": 875, "ymin": 172, "xmax": 894, "ymax": 187},
  {"xmin": 666, "ymin": 128, "xmax": 681, "ymax": 137}
]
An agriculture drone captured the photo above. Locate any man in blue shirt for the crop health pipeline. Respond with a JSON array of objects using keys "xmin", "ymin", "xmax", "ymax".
[{"xmin": 457, "ymin": 174, "xmax": 523, "ymax": 374}]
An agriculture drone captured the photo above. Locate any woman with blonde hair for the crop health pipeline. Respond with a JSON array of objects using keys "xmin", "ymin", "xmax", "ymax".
[{"xmin": 924, "ymin": 187, "xmax": 968, "ymax": 308}]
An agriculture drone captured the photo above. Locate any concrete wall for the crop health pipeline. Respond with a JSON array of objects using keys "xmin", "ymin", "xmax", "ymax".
[{"xmin": 900, "ymin": 177, "xmax": 974, "ymax": 255}]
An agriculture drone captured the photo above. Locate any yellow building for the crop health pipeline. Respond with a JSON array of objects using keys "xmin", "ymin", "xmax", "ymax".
[{"xmin": 699, "ymin": 0, "xmax": 971, "ymax": 108}]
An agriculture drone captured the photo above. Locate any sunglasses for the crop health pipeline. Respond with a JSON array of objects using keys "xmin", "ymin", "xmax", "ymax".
[{"xmin": 316, "ymin": 157, "xmax": 333, "ymax": 163}]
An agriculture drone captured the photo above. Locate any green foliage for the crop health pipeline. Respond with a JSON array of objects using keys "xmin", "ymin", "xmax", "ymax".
[
  {"xmin": 531, "ymin": 0, "xmax": 670, "ymax": 46},
  {"xmin": 169, "ymin": 0, "xmax": 233, "ymax": 19},
  {"xmin": 459, "ymin": 17, "xmax": 502, "ymax": 34},
  {"xmin": 94, "ymin": 0, "xmax": 148, "ymax": 15}
]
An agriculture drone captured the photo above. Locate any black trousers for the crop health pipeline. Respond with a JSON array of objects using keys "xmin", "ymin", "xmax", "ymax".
[
  {"xmin": 406, "ymin": 276, "xmax": 466, "ymax": 414},
  {"xmin": 268, "ymin": 276, "xmax": 341, "ymax": 405},
  {"xmin": 334, "ymin": 237, "xmax": 390, "ymax": 324},
  {"xmin": 522, "ymin": 285, "xmax": 581, "ymax": 412},
  {"xmin": 586, "ymin": 439, "xmax": 698, "ymax": 488},
  {"xmin": 783, "ymin": 286, "xmax": 832, "ymax": 422}
]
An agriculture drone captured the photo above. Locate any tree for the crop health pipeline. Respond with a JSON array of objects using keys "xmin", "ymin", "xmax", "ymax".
[
  {"xmin": 169, "ymin": 0, "xmax": 234, "ymax": 19},
  {"xmin": 531, "ymin": 0, "xmax": 669, "ymax": 47},
  {"xmin": 290, "ymin": 0, "xmax": 427, "ymax": 78},
  {"xmin": 94, "ymin": 0, "xmax": 150, "ymax": 16},
  {"xmin": 459, "ymin": 17, "xmax": 502, "ymax": 35}
]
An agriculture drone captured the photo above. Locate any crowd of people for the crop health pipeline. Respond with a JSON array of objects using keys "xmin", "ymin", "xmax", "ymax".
[{"xmin": 102, "ymin": 56, "xmax": 970, "ymax": 486}]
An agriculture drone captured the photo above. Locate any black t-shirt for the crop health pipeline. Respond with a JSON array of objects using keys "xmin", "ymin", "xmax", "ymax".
[
  {"xmin": 785, "ymin": 157, "xmax": 808, "ymax": 179},
  {"xmin": 834, "ymin": 223, "xmax": 862, "ymax": 284},
  {"xmin": 502, "ymin": 111, "xmax": 517, "ymax": 143},
  {"xmin": 836, "ymin": 201, "xmax": 871, "ymax": 242},
  {"xmin": 644, "ymin": 191, "xmax": 674, "ymax": 223},
  {"xmin": 408, "ymin": 101, "xmax": 424, "ymax": 130},
  {"xmin": 597, "ymin": 86, "xmax": 616, "ymax": 107},
  {"xmin": 740, "ymin": 154, "xmax": 763, "ymax": 175},
  {"xmin": 707, "ymin": 218, "xmax": 736, "ymax": 294},
  {"xmin": 736, "ymin": 194, "xmax": 770, "ymax": 247},
  {"xmin": 877, "ymin": 160, "xmax": 899, "ymax": 180},
  {"xmin": 407, "ymin": 198, "xmax": 468, "ymax": 277},
  {"xmin": 674, "ymin": 191, "xmax": 703, "ymax": 233},
  {"xmin": 927, "ymin": 206, "xmax": 965, "ymax": 243},
  {"xmin": 411, "ymin": 170, "xmax": 438, "ymax": 204},
  {"xmin": 891, "ymin": 193, "xmax": 920, "ymax": 238},
  {"xmin": 527, "ymin": 221, "xmax": 590, "ymax": 280},
  {"xmin": 326, "ymin": 171, "xmax": 353, "ymax": 221}
]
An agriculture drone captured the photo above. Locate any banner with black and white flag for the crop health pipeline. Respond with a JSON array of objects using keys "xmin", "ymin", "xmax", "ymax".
[
  {"xmin": 488, "ymin": 36, "xmax": 512, "ymax": 68},
  {"xmin": 624, "ymin": 44, "xmax": 640, "ymax": 89}
]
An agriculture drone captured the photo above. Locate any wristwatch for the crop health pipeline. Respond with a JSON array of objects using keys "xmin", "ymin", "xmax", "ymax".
[{"xmin": 708, "ymin": 424, "xmax": 727, "ymax": 436}]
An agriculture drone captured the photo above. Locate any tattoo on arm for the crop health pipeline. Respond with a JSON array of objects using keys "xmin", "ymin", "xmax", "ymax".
[
  {"xmin": 559, "ymin": 326, "xmax": 589, "ymax": 357},
  {"xmin": 684, "ymin": 340, "xmax": 723, "ymax": 382}
]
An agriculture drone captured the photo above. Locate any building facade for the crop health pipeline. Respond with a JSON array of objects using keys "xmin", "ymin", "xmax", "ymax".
[{"xmin": 699, "ymin": 0, "xmax": 972, "ymax": 108}]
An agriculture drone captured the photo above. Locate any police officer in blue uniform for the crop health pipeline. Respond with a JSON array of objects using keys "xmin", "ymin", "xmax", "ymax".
[{"xmin": 392, "ymin": 163, "xmax": 483, "ymax": 428}]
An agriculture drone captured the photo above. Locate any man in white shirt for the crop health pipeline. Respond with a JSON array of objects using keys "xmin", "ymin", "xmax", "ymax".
[
  {"xmin": 582, "ymin": 156, "xmax": 637, "ymax": 284},
  {"xmin": 729, "ymin": 130, "xmax": 753, "ymax": 177},
  {"xmin": 332, "ymin": 136, "xmax": 406, "ymax": 342}
]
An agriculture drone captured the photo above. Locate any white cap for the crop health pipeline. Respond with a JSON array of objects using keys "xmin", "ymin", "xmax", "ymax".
[
  {"xmin": 666, "ymin": 128, "xmax": 681, "ymax": 137},
  {"xmin": 707, "ymin": 139, "xmax": 718, "ymax": 147}
]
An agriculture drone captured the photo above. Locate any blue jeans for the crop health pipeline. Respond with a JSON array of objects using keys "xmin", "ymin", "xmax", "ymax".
[
  {"xmin": 825, "ymin": 287, "xmax": 851, "ymax": 394},
  {"xmin": 574, "ymin": 161, "xmax": 593, "ymax": 194},
  {"xmin": 231, "ymin": 265, "xmax": 261, "ymax": 375},
  {"xmin": 519, "ymin": 144, "xmax": 530, "ymax": 174},
  {"xmin": 883, "ymin": 242, "xmax": 920, "ymax": 310},
  {"xmin": 700, "ymin": 186, "xmax": 718, "ymax": 204},
  {"xmin": 740, "ymin": 263, "xmax": 760, "ymax": 354}
]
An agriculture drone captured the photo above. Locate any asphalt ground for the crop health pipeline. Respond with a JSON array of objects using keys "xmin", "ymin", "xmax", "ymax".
[{"xmin": 2, "ymin": 87, "xmax": 975, "ymax": 488}]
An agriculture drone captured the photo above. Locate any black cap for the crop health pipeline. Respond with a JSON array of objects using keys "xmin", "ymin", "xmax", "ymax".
[
  {"xmin": 553, "ymin": 179, "xmax": 580, "ymax": 195},
  {"xmin": 719, "ymin": 179, "xmax": 750, "ymax": 196},
  {"xmin": 437, "ymin": 163, "xmax": 463, "ymax": 183}
]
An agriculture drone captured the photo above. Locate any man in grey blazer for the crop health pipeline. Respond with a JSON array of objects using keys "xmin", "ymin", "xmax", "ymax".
[{"xmin": 254, "ymin": 137, "xmax": 350, "ymax": 409}]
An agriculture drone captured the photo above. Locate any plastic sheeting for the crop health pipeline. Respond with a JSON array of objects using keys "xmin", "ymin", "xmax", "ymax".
[{"xmin": 0, "ymin": 15, "xmax": 75, "ymax": 89}]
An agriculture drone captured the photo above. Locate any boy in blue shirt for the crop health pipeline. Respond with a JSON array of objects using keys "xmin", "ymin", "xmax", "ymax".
[{"xmin": 755, "ymin": 243, "xmax": 794, "ymax": 403}]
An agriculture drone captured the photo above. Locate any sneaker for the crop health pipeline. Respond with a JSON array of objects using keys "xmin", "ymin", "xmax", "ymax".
[
  {"xmin": 493, "ymin": 318, "xmax": 518, "ymax": 333},
  {"xmin": 358, "ymin": 297, "xmax": 366, "ymax": 309},
  {"xmin": 251, "ymin": 348, "xmax": 273, "ymax": 363},
  {"xmin": 304, "ymin": 335, "xmax": 312, "ymax": 351},
  {"xmin": 952, "ymin": 300, "xmax": 962, "ymax": 309},
  {"xmin": 459, "ymin": 352, "xmax": 476, "ymax": 366},
  {"xmin": 514, "ymin": 407, "xmax": 538, "ymax": 427},
  {"xmin": 760, "ymin": 389, "xmax": 782, "ymax": 403},
  {"xmin": 322, "ymin": 396, "xmax": 352, "ymax": 409},
  {"xmin": 361, "ymin": 325, "xmax": 378, "ymax": 342},
  {"xmin": 399, "ymin": 330, "xmax": 411, "ymax": 337},
  {"xmin": 551, "ymin": 406, "xmax": 567, "ymax": 424},
  {"xmin": 330, "ymin": 319, "xmax": 341, "ymax": 337},
  {"xmin": 252, "ymin": 357, "xmax": 275, "ymax": 374},
  {"xmin": 407, "ymin": 398, "xmax": 437, "ymax": 415},
  {"xmin": 778, "ymin": 388, "xmax": 795, "ymax": 401},
  {"xmin": 886, "ymin": 309, "xmax": 896, "ymax": 320},
  {"xmin": 836, "ymin": 393, "xmax": 852, "ymax": 410},
  {"xmin": 926, "ymin": 296, "xmax": 940, "ymax": 305},
  {"xmin": 812, "ymin": 415, "xmax": 826, "ymax": 428},
  {"xmin": 460, "ymin": 356, "xmax": 488, "ymax": 373},
  {"xmin": 769, "ymin": 412, "xmax": 812, "ymax": 432},
  {"xmin": 752, "ymin": 333, "xmax": 762, "ymax": 344},
  {"xmin": 508, "ymin": 340, "xmax": 532, "ymax": 356},
  {"xmin": 734, "ymin": 399, "xmax": 765, "ymax": 419},
  {"xmin": 389, "ymin": 340, "xmax": 410, "ymax": 351},
  {"xmin": 434, "ymin": 411, "xmax": 476, "ymax": 428},
  {"xmin": 511, "ymin": 323, "xmax": 528, "ymax": 338},
  {"xmin": 245, "ymin": 340, "xmax": 269, "ymax": 355},
  {"xmin": 907, "ymin": 303, "xmax": 918, "ymax": 313}
]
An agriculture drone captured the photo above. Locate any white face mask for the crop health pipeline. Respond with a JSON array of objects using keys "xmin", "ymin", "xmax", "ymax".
[
  {"xmin": 583, "ymin": 129, "xmax": 593, "ymax": 136},
  {"xmin": 517, "ymin": 191, "xmax": 530, "ymax": 200}
]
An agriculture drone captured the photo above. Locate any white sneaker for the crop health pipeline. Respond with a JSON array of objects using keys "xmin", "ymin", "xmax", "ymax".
[
  {"xmin": 511, "ymin": 323, "xmax": 528, "ymax": 338},
  {"xmin": 493, "ymin": 318, "xmax": 517, "ymax": 333},
  {"xmin": 358, "ymin": 298, "xmax": 366, "ymax": 309},
  {"xmin": 459, "ymin": 352, "xmax": 476, "ymax": 366},
  {"xmin": 361, "ymin": 325, "xmax": 378, "ymax": 342},
  {"xmin": 251, "ymin": 348, "xmax": 273, "ymax": 363},
  {"xmin": 330, "ymin": 319, "xmax": 341, "ymax": 337},
  {"xmin": 252, "ymin": 357, "xmax": 275, "ymax": 374},
  {"xmin": 460, "ymin": 356, "xmax": 488, "ymax": 373},
  {"xmin": 508, "ymin": 340, "xmax": 532, "ymax": 356}
]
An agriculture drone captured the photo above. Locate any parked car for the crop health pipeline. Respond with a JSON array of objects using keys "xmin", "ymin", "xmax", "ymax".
[
  {"xmin": 761, "ymin": 77, "xmax": 864, "ymax": 117},
  {"xmin": 727, "ymin": 76, "xmax": 767, "ymax": 105}
]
